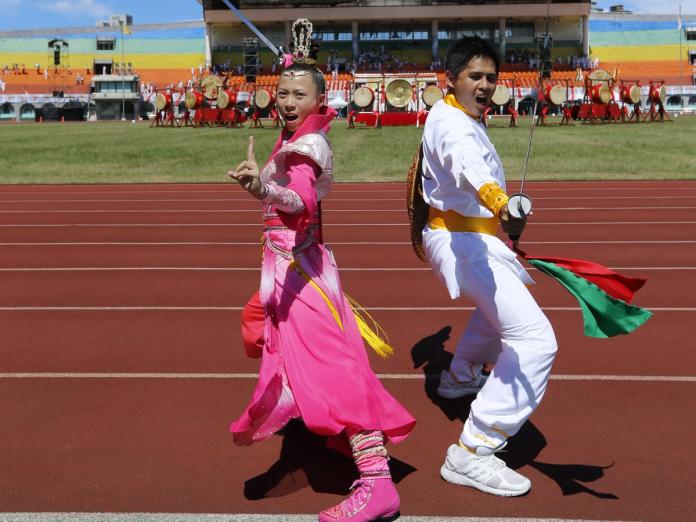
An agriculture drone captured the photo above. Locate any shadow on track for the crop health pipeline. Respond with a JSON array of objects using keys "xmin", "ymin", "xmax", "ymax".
[
  {"xmin": 411, "ymin": 326, "xmax": 618, "ymax": 499},
  {"xmin": 244, "ymin": 420, "xmax": 416, "ymax": 500}
]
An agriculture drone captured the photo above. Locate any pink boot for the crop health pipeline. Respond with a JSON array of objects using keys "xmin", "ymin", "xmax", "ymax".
[{"xmin": 318, "ymin": 478, "xmax": 400, "ymax": 521}]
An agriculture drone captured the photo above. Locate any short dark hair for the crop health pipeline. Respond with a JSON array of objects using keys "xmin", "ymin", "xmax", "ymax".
[
  {"xmin": 283, "ymin": 63, "xmax": 326, "ymax": 94},
  {"xmin": 445, "ymin": 37, "xmax": 500, "ymax": 79}
]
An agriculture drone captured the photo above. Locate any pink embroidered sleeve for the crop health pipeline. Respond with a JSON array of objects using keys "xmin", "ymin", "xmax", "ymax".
[
  {"xmin": 261, "ymin": 183, "xmax": 305, "ymax": 214},
  {"xmin": 284, "ymin": 153, "xmax": 319, "ymax": 217}
]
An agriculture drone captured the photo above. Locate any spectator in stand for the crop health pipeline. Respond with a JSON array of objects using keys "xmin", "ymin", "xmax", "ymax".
[
  {"xmin": 44, "ymin": 68, "xmax": 48, "ymax": 80},
  {"xmin": 0, "ymin": 79, "xmax": 5, "ymax": 93}
]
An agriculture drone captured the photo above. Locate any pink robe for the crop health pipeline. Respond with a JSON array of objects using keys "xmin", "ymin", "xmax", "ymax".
[{"xmin": 230, "ymin": 107, "xmax": 416, "ymax": 446}]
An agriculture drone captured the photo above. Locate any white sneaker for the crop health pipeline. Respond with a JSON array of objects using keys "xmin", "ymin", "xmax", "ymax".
[
  {"xmin": 440, "ymin": 443, "xmax": 531, "ymax": 497},
  {"xmin": 437, "ymin": 369, "xmax": 487, "ymax": 399}
]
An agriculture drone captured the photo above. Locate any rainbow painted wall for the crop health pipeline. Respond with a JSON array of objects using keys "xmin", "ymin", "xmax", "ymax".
[
  {"xmin": 588, "ymin": 14, "xmax": 695, "ymax": 84},
  {"xmin": 590, "ymin": 16, "xmax": 686, "ymax": 62},
  {"xmin": 0, "ymin": 23, "xmax": 206, "ymax": 71}
]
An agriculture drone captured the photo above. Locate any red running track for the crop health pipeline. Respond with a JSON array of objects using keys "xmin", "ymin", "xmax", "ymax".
[{"xmin": 0, "ymin": 181, "xmax": 695, "ymax": 521}]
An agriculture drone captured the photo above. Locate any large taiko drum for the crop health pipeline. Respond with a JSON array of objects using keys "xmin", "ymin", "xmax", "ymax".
[
  {"xmin": 353, "ymin": 86, "xmax": 374, "ymax": 108},
  {"xmin": 590, "ymin": 84, "xmax": 612, "ymax": 104},
  {"xmin": 254, "ymin": 88, "xmax": 275, "ymax": 109},
  {"xmin": 649, "ymin": 85, "xmax": 666, "ymax": 104},
  {"xmin": 217, "ymin": 89, "xmax": 238, "ymax": 109},
  {"xmin": 155, "ymin": 92, "xmax": 172, "ymax": 111},
  {"xmin": 184, "ymin": 90, "xmax": 204, "ymax": 110},
  {"xmin": 540, "ymin": 84, "xmax": 566, "ymax": 105},
  {"xmin": 422, "ymin": 84, "xmax": 443, "ymax": 107},
  {"xmin": 385, "ymin": 79, "xmax": 412, "ymax": 108},
  {"xmin": 620, "ymin": 84, "xmax": 641, "ymax": 105},
  {"xmin": 491, "ymin": 85, "xmax": 510, "ymax": 106}
]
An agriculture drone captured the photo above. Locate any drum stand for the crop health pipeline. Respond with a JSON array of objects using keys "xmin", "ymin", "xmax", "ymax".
[
  {"xmin": 628, "ymin": 104, "xmax": 643, "ymax": 123},
  {"xmin": 508, "ymin": 107, "xmax": 518, "ymax": 128},
  {"xmin": 271, "ymin": 108, "xmax": 281, "ymax": 128},
  {"xmin": 645, "ymin": 81, "xmax": 670, "ymax": 122},
  {"xmin": 559, "ymin": 105, "xmax": 574, "ymax": 126},
  {"xmin": 347, "ymin": 109, "xmax": 356, "ymax": 129},
  {"xmin": 181, "ymin": 110, "xmax": 195, "ymax": 127},
  {"xmin": 646, "ymin": 100, "xmax": 670, "ymax": 122},
  {"xmin": 149, "ymin": 109, "xmax": 178, "ymax": 128},
  {"xmin": 251, "ymin": 109, "xmax": 264, "ymax": 128}
]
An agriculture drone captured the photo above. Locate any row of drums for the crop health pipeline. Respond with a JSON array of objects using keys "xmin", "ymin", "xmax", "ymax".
[
  {"xmin": 155, "ymin": 88, "xmax": 277, "ymax": 111},
  {"xmin": 352, "ymin": 81, "xmax": 651, "ymax": 110},
  {"xmin": 154, "ymin": 81, "xmax": 666, "ymax": 113},
  {"xmin": 353, "ymin": 80, "xmax": 444, "ymax": 109}
]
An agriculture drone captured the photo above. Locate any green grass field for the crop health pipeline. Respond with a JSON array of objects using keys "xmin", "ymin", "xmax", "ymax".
[{"xmin": 0, "ymin": 115, "xmax": 694, "ymax": 184}]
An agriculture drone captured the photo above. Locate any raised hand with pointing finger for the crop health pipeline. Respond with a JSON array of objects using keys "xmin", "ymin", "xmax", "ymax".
[{"xmin": 228, "ymin": 136, "xmax": 264, "ymax": 198}]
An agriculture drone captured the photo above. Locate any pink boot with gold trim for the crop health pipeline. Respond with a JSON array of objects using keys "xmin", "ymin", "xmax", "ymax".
[
  {"xmin": 319, "ymin": 430, "xmax": 400, "ymax": 521},
  {"xmin": 318, "ymin": 477, "xmax": 400, "ymax": 521}
]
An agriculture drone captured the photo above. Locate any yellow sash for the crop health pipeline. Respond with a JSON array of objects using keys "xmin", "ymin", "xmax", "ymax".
[{"xmin": 428, "ymin": 207, "xmax": 498, "ymax": 236}]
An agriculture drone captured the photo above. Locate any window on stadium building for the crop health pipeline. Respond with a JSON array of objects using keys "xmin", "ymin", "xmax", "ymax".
[
  {"xmin": 507, "ymin": 23, "xmax": 535, "ymax": 39},
  {"xmin": 316, "ymin": 30, "xmax": 352, "ymax": 42},
  {"xmin": 359, "ymin": 28, "xmax": 429, "ymax": 41},
  {"xmin": 686, "ymin": 28, "xmax": 696, "ymax": 41},
  {"xmin": 95, "ymin": 81, "xmax": 137, "ymax": 93},
  {"xmin": 96, "ymin": 38, "xmax": 116, "ymax": 51},
  {"xmin": 438, "ymin": 25, "xmax": 494, "ymax": 41}
]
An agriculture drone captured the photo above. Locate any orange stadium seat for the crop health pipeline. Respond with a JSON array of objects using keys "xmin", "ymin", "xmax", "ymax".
[
  {"xmin": 1, "ymin": 68, "xmax": 90, "ymax": 95},
  {"xmin": 601, "ymin": 60, "xmax": 685, "ymax": 84}
]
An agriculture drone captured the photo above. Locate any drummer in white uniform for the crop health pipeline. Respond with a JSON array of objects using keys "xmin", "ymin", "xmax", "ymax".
[{"xmin": 421, "ymin": 36, "xmax": 558, "ymax": 497}]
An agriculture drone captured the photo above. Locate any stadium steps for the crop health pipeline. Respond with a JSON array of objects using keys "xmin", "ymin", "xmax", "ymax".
[
  {"xmin": 600, "ymin": 60, "xmax": 689, "ymax": 84},
  {"xmin": 1, "ymin": 69, "xmax": 91, "ymax": 95}
]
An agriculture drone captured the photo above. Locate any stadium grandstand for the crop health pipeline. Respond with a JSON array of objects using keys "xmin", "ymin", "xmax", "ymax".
[{"xmin": 1, "ymin": 0, "xmax": 694, "ymax": 121}]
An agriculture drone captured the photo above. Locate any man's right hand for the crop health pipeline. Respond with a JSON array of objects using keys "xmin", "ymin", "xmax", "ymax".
[{"xmin": 499, "ymin": 203, "xmax": 527, "ymax": 238}]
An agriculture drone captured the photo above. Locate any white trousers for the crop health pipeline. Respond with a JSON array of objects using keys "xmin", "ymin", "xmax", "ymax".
[{"xmin": 424, "ymin": 228, "xmax": 558, "ymax": 449}]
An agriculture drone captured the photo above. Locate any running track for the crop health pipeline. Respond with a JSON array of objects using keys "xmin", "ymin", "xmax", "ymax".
[{"xmin": 0, "ymin": 181, "xmax": 694, "ymax": 522}]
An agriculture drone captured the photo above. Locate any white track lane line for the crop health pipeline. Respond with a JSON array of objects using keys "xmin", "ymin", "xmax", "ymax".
[
  {"xmin": 0, "ymin": 192, "xmax": 696, "ymax": 203},
  {"xmin": 0, "ymin": 373, "xmax": 692, "ymax": 383},
  {"xmin": 2, "ymin": 195, "xmax": 696, "ymax": 202},
  {"xmin": 0, "ymin": 514, "xmax": 638, "ymax": 522}
]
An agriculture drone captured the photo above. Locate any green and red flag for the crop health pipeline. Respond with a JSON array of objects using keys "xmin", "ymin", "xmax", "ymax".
[{"xmin": 515, "ymin": 249, "xmax": 652, "ymax": 338}]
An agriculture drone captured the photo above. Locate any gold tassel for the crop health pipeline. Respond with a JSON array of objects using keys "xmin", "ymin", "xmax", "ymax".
[{"xmin": 345, "ymin": 293, "xmax": 394, "ymax": 358}]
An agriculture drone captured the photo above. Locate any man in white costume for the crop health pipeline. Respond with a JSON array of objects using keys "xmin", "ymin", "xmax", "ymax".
[{"xmin": 421, "ymin": 36, "xmax": 558, "ymax": 496}]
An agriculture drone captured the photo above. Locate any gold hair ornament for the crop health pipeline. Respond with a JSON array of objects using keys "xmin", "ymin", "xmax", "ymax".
[{"xmin": 291, "ymin": 18, "xmax": 315, "ymax": 65}]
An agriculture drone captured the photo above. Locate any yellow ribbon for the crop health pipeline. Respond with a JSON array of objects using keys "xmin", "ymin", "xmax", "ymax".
[{"xmin": 289, "ymin": 260, "xmax": 394, "ymax": 358}]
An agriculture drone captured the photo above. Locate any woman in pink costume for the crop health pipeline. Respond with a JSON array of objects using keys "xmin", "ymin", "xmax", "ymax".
[{"xmin": 228, "ymin": 19, "xmax": 415, "ymax": 521}]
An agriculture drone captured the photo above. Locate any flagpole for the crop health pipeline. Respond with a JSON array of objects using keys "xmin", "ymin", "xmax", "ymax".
[
  {"xmin": 121, "ymin": 20, "xmax": 125, "ymax": 121},
  {"xmin": 679, "ymin": 4, "xmax": 683, "ymax": 112}
]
